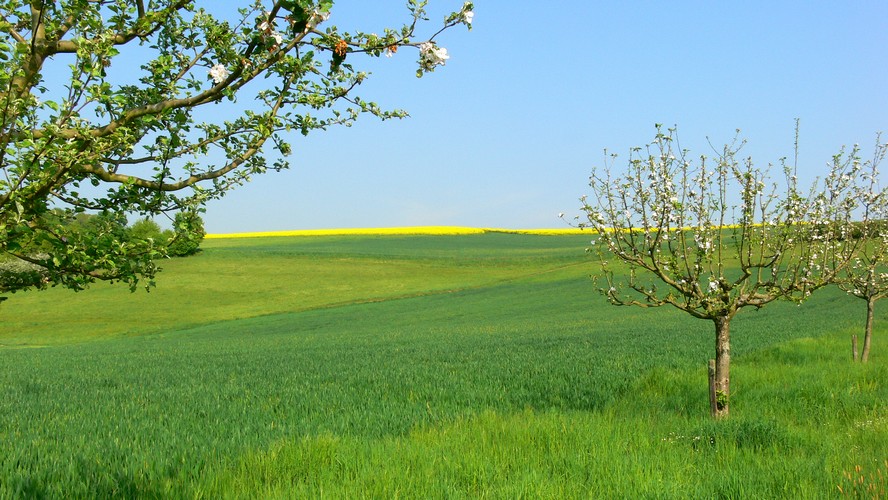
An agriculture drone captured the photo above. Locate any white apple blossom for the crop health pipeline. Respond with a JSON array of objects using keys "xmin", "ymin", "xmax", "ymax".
[
  {"xmin": 458, "ymin": 2, "xmax": 474, "ymax": 26},
  {"xmin": 419, "ymin": 42, "xmax": 449, "ymax": 71},
  {"xmin": 307, "ymin": 9, "xmax": 331, "ymax": 30},
  {"xmin": 209, "ymin": 64, "xmax": 229, "ymax": 84}
]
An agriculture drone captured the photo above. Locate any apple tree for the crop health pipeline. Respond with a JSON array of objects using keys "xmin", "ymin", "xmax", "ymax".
[
  {"xmin": 577, "ymin": 126, "xmax": 865, "ymax": 417},
  {"xmin": 835, "ymin": 138, "xmax": 888, "ymax": 362},
  {"xmin": 0, "ymin": 0, "xmax": 473, "ymax": 299}
]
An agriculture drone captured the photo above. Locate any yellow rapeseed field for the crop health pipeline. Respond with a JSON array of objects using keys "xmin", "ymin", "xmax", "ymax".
[
  {"xmin": 205, "ymin": 223, "xmax": 771, "ymax": 239},
  {"xmin": 205, "ymin": 224, "xmax": 755, "ymax": 239},
  {"xmin": 205, "ymin": 227, "xmax": 588, "ymax": 238}
]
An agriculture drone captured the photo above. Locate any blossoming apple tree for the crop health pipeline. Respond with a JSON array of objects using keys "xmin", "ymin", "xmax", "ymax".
[
  {"xmin": 0, "ymin": 0, "xmax": 472, "ymax": 298},
  {"xmin": 577, "ymin": 126, "xmax": 865, "ymax": 418},
  {"xmin": 835, "ymin": 138, "xmax": 888, "ymax": 362}
]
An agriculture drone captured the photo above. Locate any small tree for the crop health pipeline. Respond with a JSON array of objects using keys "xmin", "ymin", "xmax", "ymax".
[
  {"xmin": 129, "ymin": 217, "xmax": 165, "ymax": 242},
  {"xmin": 0, "ymin": 0, "xmax": 473, "ymax": 300},
  {"xmin": 578, "ymin": 126, "xmax": 863, "ymax": 418},
  {"xmin": 166, "ymin": 210, "xmax": 205, "ymax": 257},
  {"xmin": 836, "ymin": 139, "xmax": 888, "ymax": 362},
  {"xmin": 128, "ymin": 214, "xmax": 205, "ymax": 257}
]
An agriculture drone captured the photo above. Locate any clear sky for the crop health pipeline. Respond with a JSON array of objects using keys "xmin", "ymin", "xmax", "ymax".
[{"xmin": 202, "ymin": 1, "xmax": 888, "ymax": 233}]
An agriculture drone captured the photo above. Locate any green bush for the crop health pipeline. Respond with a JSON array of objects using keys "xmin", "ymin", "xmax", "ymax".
[
  {"xmin": 127, "ymin": 215, "xmax": 204, "ymax": 257},
  {"xmin": 128, "ymin": 218, "xmax": 165, "ymax": 242},
  {"xmin": 166, "ymin": 211, "xmax": 205, "ymax": 257}
]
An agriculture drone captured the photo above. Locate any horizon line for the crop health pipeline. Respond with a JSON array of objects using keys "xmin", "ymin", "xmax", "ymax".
[{"xmin": 205, "ymin": 226, "xmax": 587, "ymax": 239}]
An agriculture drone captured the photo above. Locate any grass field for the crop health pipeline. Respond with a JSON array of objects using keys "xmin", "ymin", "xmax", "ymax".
[{"xmin": 0, "ymin": 232, "xmax": 885, "ymax": 497}]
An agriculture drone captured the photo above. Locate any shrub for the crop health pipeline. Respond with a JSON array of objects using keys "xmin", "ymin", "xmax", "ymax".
[
  {"xmin": 129, "ymin": 218, "xmax": 165, "ymax": 243},
  {"xmin": 166, "ymin": 212, "xmax": 205, "ymax": 257}
]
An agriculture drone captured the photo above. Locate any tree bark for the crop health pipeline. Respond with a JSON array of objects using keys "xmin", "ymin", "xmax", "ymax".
[
  {"xmin": 713, "ymin": 316, "xmax": 731, "ymax": 418},
  {"xmin": 862, "ymin": 297, "xmax": 875, "ymax": 363},
  {"xmin": 708, "ymin": 359, "xmax": 717, "ymax": 418}
]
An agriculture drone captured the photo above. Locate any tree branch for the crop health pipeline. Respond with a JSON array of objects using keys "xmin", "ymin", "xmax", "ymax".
[
  {"xmin": 0, "ymin": 12, "xmax": 26, "ymax": 43},
  {"xmin": 76, "ymin": 69, "xmax": 298, "ymax": 192}
]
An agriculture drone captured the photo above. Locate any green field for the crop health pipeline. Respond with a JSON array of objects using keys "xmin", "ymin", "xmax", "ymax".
[{"xmin": 1, "ymin": 233, "xmax": 885, "ymax": 498}]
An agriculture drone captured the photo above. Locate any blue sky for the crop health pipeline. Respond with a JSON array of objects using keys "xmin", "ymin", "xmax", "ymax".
[{"xmin": 203, "ymin": 1, "xmax": 887, "ymax": 233}]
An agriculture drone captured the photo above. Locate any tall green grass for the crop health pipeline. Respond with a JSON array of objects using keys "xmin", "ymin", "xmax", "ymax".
[{"xmin": 0, "ymin": 234, "xmax": 884, "ymax": 497}]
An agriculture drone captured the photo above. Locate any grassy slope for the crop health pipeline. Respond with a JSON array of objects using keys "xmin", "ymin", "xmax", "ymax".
[
  {"xmin": 0, "ymin": 234, "xmax": 587, "ymax": 346},
  {"xmin": 0, "ymin": 234, "xmax": 885, "ymax": 498}
]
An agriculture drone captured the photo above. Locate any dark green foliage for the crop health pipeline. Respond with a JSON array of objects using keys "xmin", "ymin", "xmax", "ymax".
[
  {"xmin": 810, "ymin": 219, "xmax": 888, "ymax": 242},
  {"xmin": 165, "ymin": 212, "xmax": 205, "ymax": 257},
  {"xmin": 127, "ymin": 214, "xmax": 205, "ymax": 257},
  {"xmin": 1, "ymin": 210, "xmax": 160, "ymax": 295},
  {"xmin": 1, "ymin": 211, "xmax": 205, "ymax": 298}
]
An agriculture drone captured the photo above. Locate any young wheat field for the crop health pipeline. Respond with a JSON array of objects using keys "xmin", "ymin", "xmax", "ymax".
[{"xmin": 0, "ymin": 232, "xmax": 885, "ymax": 498}]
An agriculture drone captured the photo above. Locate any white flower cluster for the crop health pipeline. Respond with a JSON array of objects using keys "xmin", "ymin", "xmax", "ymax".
[
  {"xmin": 419, "ymin": 42, "xmax": 449, "ymax": 72},
  {"xmin": 461, "ymin": 2, "xmax": 474, "ymax": 25},
  {"xmin": 209, "ymin": 64, "xmax": 229, "ymax": 84},
  {"xmin": 207, "ymin": 7, "xmax": 334, "ymax": 86},
  {"xmin": 662, "ymin": 432, "xmax": 705, "ymax": 444},
  {"xmin": 414, "ymin": 3, "xmax": 471, "ymax": 75},
  {"xmin": 259, "ymin": 18, "xmax": 284, "ymax": 45},
  {"xmin": 305, "ymin": 9, "xmax": 330, "ymax": 31}
]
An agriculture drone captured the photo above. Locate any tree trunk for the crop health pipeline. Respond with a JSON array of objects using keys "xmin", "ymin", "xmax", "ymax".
[
  {"xmin": 713, "ymin": 316, "xmax": 731, "ymax": 418},
  {"xmin": 707, "ymin": 359, "xmax": 717, "ymax": 418},
  {"xmin": 862, "ymin": 297, "xmax": 875, "ymax": 363}
]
